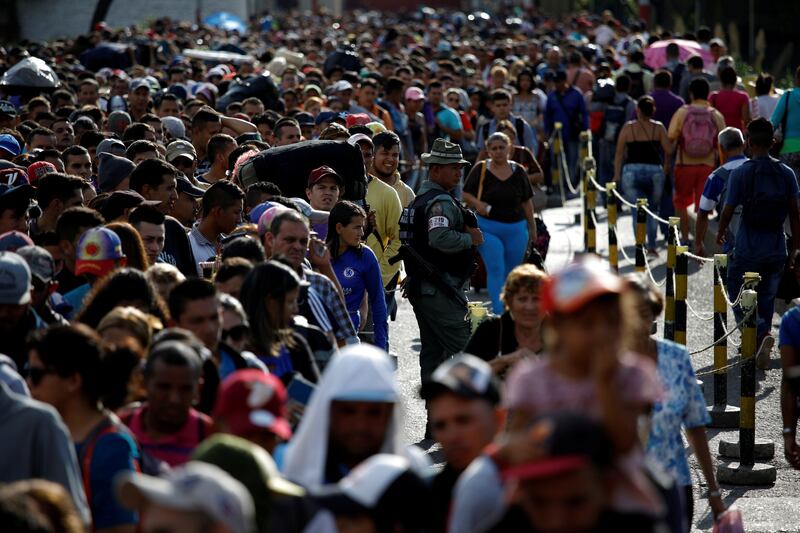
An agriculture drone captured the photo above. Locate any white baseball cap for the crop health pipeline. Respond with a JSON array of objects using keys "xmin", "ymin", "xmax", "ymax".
[{"xmin": 115, "ymin": 462, "xmax": 256, "ymax": 533}]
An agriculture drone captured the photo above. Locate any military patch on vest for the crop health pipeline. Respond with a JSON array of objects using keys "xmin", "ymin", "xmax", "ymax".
[{"xmin": 428, "ymin": 216, "xmax": 449, "ymax": 230}]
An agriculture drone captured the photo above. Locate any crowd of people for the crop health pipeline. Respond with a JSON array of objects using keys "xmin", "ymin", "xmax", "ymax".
[{"xmin": 0, "ymin": 5, "xmax": 799, "ymax": 533}]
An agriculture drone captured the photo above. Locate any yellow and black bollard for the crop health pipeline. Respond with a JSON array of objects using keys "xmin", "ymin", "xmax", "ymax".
[
  {"xmin": 579, "ymin": 130, "xmax": 591, "ymax": 163},
  {"xmin": 607, "ymin": 182, "xmax": 618, "ymax": 272},
  {"xmin": 664, "ymin": 217, "xmax": 680, "ymax": 340},
  {"xmin": 552, "ymin": 122, "xmax": 563, "ymax": 203},
  {"xmin": 584, "ymin": 161, "xmax": 597, "ymax": 254},
  {"xmin": 718, "ymin": 289, "xmax": 776, "ymax": 484},
  {"xmin": 635, "ymin": 199, "xmax": 647, "ymax": 273},
  {"xmin": 674, "ymin": 246, "xmax": 688, "ymax": 346},
  {"xmin": 709, "ymin": 254, "xmax": 739, "ymax": 427}
]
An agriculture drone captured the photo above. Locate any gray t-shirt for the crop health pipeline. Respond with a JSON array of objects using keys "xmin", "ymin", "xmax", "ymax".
[{"xmin": 0, "ymin": 381, "xmax": 91, "ymax": 526}]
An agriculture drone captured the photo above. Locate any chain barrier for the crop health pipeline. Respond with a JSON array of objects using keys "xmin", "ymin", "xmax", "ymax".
[
  {"xmin": 641, "ymin": 204, "xmax": 671, "ymax": 225},
  {"xmin": 686, "ymin": 297, "xmax": 714, "ymax": 321},
  {"xmin": 558, "ymin": 129, "xmax": 581, "ymax": 196},
  {"xmin": 589, "ymin": 210, "xmax": 606, "ymax": 236},
  {"xmin": 690, "ymin": 307, "xmax": 754, "ymax": 358},
  {"xmin": 609, "ymin": 185, "xmax": 637, "ymax": 208},
  {"xmin": 715, "ymin": 261, "xmax": 744, "ymax": 308},
  {"xmin": 643, "ymin": 248, "xmax": 667, "ymax": 287},
  {"xmin": 589, "ymin": 174, "xmax": 608, "ymax": 193},
  {"xmin": 610, "ymin": 224, "xmax": 636, "ymax": 266}
]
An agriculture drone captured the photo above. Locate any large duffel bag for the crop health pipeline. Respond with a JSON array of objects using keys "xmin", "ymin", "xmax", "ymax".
[{"xmin": 237, "ymin": 140, "xmax": 368, "ymax": 202}]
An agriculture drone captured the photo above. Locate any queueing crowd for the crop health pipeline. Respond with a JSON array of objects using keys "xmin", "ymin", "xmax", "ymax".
[{"xmin": 0, "ymin": 7, "xmax": 800, "ymax": 533}]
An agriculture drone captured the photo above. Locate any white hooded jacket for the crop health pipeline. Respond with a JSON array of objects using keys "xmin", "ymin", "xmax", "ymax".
[{"xmin": 282, "ymin": 345, "xmax": 429, "ymax": 491}]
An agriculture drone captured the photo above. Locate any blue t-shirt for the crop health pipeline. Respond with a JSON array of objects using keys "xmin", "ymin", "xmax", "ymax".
[
  {"xmin": 332, "ymin": 246, "xmax": 388, "ymax": 350},
  {"xmin": 725, "ymin": 156, "xmax": 799, "ymax": 263},
  {"xmin": 779, "ymin": 306, "xmax": 800, "ymax": 348},
  {"xmin": 435, "ymin": 106, "xmax": 462, "ymax": 141},
  {"xmin": 699, "ymin": 155, "xmax": 748, "ymax": 253},
  {"xmin": 75, "ymin": 430, "xmax": 140, "ymax": 529},
  {"xmin": 63, "ymin": 283, "xmax": 91, "ymax": 320}
]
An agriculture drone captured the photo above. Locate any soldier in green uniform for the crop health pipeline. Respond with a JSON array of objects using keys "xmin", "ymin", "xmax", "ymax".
[{"xmin": 397, "ymin": 139, "xmax": 484, "ymax": 386}]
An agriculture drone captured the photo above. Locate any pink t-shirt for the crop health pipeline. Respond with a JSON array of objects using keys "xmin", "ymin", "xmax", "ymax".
[
  {"xmin": 710, "ymin": 89, "xmax": 750, "ymax": 129},
  {"xmin": 123, "ymin": 405, "xmax": 214, "ymax": 467},
  {"xmin": 505, "ymin": 352, "xmax": 663, "ymax": 515}
]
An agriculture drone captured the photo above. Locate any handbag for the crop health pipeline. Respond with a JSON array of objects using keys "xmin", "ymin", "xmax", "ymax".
[
  {"xmin": 772, "ymin": 89, "xmax": 792, "ymax": 157},
  {"xmin": 526, "ymin": 217, "xmax": 550, "ymax": 268}
]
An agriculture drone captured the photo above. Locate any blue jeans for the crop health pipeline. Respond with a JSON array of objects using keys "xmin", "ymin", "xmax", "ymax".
[
  {"xmin": 727, "ymin": 255, "xmax": 785, "ymax": 340},
  {"xmin": 476, "ymin": 216, "xmax": 529, "ymax": 314},
  {"xmin": 597, "ymin": 139, "xmax": 616, "ymax": 186},
  {"xmin": 622, "ymin": 163, "xmax": 665, "ymax": 250}
]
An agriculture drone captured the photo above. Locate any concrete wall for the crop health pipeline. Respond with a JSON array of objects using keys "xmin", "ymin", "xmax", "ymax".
[{"xmin": 16, "ymin": 0, "xmax": 248, "ymax": 42}]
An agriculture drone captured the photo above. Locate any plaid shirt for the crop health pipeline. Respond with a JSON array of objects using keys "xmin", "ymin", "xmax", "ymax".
[{"xmin": 301, "ymin": 265, "xmax": 356, "ymax": 341}]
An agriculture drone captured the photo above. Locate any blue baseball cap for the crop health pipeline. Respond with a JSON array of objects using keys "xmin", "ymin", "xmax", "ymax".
[
  {"xmin": 0, "ymin": 134, "xmax": 21, "ymax": 158},
  {"xmin": 249, "ymin": 201, "xmax": 274, "ymax": 224},
  {"xmin": 315, "ymin": 111, "xmax": 347, "ymax": 126}
]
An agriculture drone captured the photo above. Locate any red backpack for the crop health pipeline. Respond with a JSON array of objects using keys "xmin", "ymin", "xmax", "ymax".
[{"xmin": 680, "ymin": 106, "xmax": 718, "ymax": 158}]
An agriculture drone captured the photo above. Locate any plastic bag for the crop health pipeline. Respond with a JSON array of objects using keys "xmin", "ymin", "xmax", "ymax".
[
  {"xmin": 0, "ymin": 57, "xmax": 59, "ymax": 88},
  {"xmin": 712, "ymin": 506, "xmax": 744, "ymax": 533}
]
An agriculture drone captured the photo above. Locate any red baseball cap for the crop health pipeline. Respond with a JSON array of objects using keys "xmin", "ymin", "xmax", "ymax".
[
  {"xmin": 540, "ymin": 255, "xmax": 623, "ymax": 315},
  {"xmin": 307, "ymin": 165, "xmax": 344, "ymax": 187},
  {"xmin": 213, "ymin": 370, "xmax": 292, "ymax": 441}
]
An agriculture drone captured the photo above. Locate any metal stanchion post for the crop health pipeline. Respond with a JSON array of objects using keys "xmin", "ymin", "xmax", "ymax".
[
  {"xmin": 664, "ymin": 217, "xmax": 680, "ymax": 340},
  {"xmin": 635, "ymin": 199, "xmax": 647, "ymax": 273},
  {"xmin": 709, "ymin": 254, "xmax": 739, "ymax": 427},
  {"xmin": 718, "ymin": 289, "xmax": 776, "ymax": 484},
  {"xmin": 607, "ymin": 182, "xmax": 618, "ymax": 272},
  {"xmin": 675, "ymin": 246, "xmax": 688, "ymax": 346}
]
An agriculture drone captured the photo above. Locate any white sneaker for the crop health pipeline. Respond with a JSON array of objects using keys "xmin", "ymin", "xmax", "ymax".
[{"xmin": 756, "ymin": 335, "xmax": 775, "ymax": 370}]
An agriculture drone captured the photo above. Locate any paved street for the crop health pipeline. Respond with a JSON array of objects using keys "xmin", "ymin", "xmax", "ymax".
[{"xmin": 393, "ymin": 197, "xmax": 799, "ymax": 532}]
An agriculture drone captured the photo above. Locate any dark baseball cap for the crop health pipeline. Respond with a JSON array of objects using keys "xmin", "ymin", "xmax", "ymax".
[
  {"xmin": 176, "ymin": 174, "xmax": 206, "ymax": 198},
  {"xmin": 420, "ymin": 353, "xmax": 501, "ymax": 405},
  {"xmin": 307, "ymin": 165, "xmax": 344, "ymax": 187},
  {"xmin": 105, "ymin": 190, "xmax": 161, "ymax": 211},
  {"xmin": 294, "ymin": 112, "xmax": 315, "ymax": 127},
  {"xmin": 0, "ymin": 100, "xmax": 17, "ymax": 117}
]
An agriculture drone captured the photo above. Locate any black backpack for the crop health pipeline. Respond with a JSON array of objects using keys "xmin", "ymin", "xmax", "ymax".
[
  {"xmin": 627, "ymin": 70, "xmax": 646, "ymax": 100},
  {"xmin": 741, "ymin": 159, "xmax": 791, "ymax": 232},
  {"xmin": 601, "ymin": 97, "xmax": 629, "ymax": 143}
]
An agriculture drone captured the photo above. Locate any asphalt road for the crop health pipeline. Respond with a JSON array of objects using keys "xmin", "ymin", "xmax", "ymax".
[{"xmin": 390, "ymin": 198, "xmax": 800, "ymax": 532}]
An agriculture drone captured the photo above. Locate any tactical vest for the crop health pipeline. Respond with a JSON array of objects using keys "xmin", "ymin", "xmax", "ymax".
[{"xmin": 399, "ymin": 188, "xmax": 476, "ymax": 280}]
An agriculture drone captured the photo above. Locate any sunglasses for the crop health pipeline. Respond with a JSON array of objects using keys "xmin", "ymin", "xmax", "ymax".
[
  {"xmin": 222, "ymin": 324, "xmax": 249, "ymax": 343},
  {"xmin": 26, "ymin": 365, "xmax": 58, "ymax": 386}
]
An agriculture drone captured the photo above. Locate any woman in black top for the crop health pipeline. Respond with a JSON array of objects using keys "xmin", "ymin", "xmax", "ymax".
[
  {"xmin": 613, "ymin": 96, "xmax": 672, "ymax": 255},
  {"xmin": 465, "ymin": 264, "xmax": 547, "ymax": 375},
  {"xmin": 463, "ymin": 132, "xmax": 537, "ymax": 314}
]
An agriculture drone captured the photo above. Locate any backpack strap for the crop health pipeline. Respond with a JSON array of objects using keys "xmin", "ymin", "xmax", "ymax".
[
  {"xmin": 78, "ymin": 418, "xmax": 120, "ymax": 520},
  {"xmin": 477, "ymin": 161, "xmax": 488, "ymax": 202}
]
